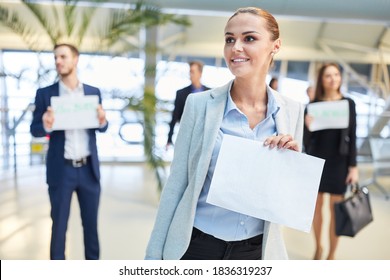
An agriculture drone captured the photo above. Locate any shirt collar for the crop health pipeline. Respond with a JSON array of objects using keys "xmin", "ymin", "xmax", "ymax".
[
  {"xmin": 224, "ymin": 82, "xmax": 236, "ymax": 117},
  {"xmin": 191, "ymin": 84, "xmax": 204, "ymax": 93},
  {"xmin": 224, "ymin": 82, "xmax": 280, "ymax": 118},
  {"xmin": 59, "ymin": 80, "xmax": 83, "ymax": 94}
]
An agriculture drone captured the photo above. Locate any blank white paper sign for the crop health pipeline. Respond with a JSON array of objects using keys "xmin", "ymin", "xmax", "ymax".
[
  {"xmin": 307, "ymin": 100, "xmax": 349, "ymax": 131},
  {"xmin": 206, "ymin": 134, "xmax": 325, "ymax": 232},
  {"xmin": 51, "ymin": 96, "xmax": 100, "ymax": 130}
]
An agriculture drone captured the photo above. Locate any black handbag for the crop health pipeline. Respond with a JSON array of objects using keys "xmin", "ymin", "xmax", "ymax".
[{"xmin": 334, "ymin": 184, "xmax": 373, "ymax": 237}]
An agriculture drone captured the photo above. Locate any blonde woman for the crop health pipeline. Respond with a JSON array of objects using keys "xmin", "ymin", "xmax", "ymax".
[{"xmin": 145, "ymin": 7, "xmax": 304, "ymax": 260}]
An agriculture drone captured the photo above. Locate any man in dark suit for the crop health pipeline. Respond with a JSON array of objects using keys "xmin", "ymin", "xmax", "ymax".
[
  {"xmin": 166, "ymin": 61, "xmax": 210, "ymax": 147},
  {"xmin": 30, "ymin": 43, "xmax": 108, "ymax": 260}
]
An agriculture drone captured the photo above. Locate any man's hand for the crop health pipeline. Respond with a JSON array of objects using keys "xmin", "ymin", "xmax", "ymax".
[
  {"xmin": 97, "ymin": 104, "xmax": 107, "ymax": 126},
  {"xmin": 42, "ymin": 106, "xmax": 55, "ymax": 130}
]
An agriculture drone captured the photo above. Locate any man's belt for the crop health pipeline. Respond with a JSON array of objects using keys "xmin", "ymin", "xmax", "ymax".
[{"xmin": 65, "ymin": 156, "xmax": 89, "ymax": 167}]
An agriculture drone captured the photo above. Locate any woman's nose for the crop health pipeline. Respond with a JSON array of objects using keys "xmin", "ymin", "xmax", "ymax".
[{"xmin": 232, "ymin": 40, "xmax": 243, "ymax": 52}]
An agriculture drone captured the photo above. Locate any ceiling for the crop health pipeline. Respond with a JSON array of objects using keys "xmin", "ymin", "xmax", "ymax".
[{"xmin": 1, "ymin": 0, "xmax": 389, "ymax": 64}]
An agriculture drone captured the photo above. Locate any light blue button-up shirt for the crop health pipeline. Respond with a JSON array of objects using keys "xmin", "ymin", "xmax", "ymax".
[{"xmin": 193, "ymin": 85, "xmax": 280, "ymax": 241}]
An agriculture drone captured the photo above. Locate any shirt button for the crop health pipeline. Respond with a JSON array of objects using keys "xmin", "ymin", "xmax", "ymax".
[{"xmin": 240, "ymin": 221, "xmax": 245, "ymax": 226}]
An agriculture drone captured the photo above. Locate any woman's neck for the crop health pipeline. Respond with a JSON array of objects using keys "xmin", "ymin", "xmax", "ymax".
[
  {"xmin": 230, "ymin": 78, "xmax": 268, "ymax": 129},
  {"xmin": 231, "ymin": 79, "xmax": 267, "ymax": 106},
  {"xmin": 322, "ymin": 90, "xmax": 342, "ymax": 101}
]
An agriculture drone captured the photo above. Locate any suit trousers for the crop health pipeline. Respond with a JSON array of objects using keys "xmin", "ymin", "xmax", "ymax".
[
  {"xmin": 181, "ymin": 227, "xmax": 263, "ymax": 260},
  {"xmin": 48, "ymin": 161, "xmax": 100, "ymax": 260}
]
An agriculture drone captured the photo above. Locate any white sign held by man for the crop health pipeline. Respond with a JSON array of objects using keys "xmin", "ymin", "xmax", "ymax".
[{"xmin": 51, "ymin": 96, "xmax": 100, "ymax": 130}]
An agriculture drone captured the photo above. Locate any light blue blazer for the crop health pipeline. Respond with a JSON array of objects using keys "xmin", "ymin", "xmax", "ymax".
[{"xmin": 145, "ymin": 80, "xmax": 304, "ymax": 260}]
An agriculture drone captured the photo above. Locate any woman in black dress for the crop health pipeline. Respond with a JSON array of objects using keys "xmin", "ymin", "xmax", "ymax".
[{"xmin": 304, "ymin": 63, "xmax": 359, "ymax": 260}]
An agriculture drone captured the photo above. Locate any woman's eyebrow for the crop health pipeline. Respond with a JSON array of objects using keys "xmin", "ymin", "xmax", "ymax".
[
  {"xmin": 224, "ymin": 31, "xmax": 260, "ymax": 36},
  {"xmin": 242, "ymin": 31, "xmax": 260, "ymax": 35}
]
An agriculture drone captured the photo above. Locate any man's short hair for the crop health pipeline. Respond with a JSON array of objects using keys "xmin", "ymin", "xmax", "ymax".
[
  {"xmin": 189, "ymin": 60, "xmax": 204, "ymax": 73},
  {"xmin": 54, "ymin": 43, "xmax": 80, "ymax": 57}
]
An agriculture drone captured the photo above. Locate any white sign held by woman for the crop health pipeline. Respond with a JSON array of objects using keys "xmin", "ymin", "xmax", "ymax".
[{"xmin": 307, "ymin": 100, "xmax": 349, "ymax": 131}]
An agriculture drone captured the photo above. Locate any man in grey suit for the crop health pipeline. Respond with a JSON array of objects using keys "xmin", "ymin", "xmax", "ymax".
[{"xmin": 30, "ymin": 43, "xmax": 108, "ymax": 259}]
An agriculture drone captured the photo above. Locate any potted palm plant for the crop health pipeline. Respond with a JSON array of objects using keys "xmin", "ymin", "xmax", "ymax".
[{"xmin": 0, "ymin": 0, "xmax": 190, "ymax": 191}]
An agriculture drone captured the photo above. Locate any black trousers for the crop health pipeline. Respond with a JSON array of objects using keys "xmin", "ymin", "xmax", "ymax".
[{"xmin": 181, "ymin": 227, "xmax": 263, "ymax": 260}]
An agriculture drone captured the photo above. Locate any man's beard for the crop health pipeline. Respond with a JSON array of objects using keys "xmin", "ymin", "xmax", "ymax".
[{"xmin": 59, "ymin": 69, "xmax": 73, "ymax": 78}]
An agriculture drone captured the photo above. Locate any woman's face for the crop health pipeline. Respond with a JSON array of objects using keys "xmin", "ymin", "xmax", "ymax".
[
  {"xmin": 224, "ymin": 13, "xmax": 280, "ymax": 79},
  {"xmin": 321, "ymin": 65, "xmax": 341, "ymax": 92}
]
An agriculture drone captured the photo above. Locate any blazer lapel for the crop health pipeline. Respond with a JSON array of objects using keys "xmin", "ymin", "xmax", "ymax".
[
  {"xmin": 203, "ymin": 91, "xmax": 227, "ymax": 148},
  {"xmin": 83, "ymin": 84, "xmax": 92, "ymax": 95},
  {"xmin": 194, "ymin": 83, "xmax": 230, "ymax": 191},
  {"xmin": 51, "ymin": 82, "xmax": 60, "ymax": 97},
  {"xmin": 273, "ymin": 92, "xmax": 289, "ymax": 135}
]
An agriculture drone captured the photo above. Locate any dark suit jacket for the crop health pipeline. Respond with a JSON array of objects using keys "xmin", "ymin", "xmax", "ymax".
[
  {"xmin": 303, "ymin": 97, "xmax": 357, "ymax": 167},
  {"xmin": 167, "ymin": 84, "xmax": 210, "ymax": 144},
  {"xmin": 30, "ymin": 82, "xmax": 108, "ymax": 185}
]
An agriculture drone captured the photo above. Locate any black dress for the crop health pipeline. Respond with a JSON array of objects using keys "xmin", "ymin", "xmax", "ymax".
[{"xmin": 303, "ymin": 97, "xmax": 357, "ymax": 195}]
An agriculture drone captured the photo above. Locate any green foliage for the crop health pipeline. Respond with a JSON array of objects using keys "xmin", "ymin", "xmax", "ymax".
[
  {"xmin": 0, "ymin": 0, "xmax": 190, "ymax": 52},
  {"xmin": 127, "ymin": 86, "xmax": 171, "ymax": 191}
]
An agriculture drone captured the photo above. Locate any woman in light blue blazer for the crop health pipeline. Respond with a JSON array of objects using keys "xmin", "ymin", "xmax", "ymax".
[{"xmin": 145, "ymin": 7, "xmax": 304, "ymax": 260}]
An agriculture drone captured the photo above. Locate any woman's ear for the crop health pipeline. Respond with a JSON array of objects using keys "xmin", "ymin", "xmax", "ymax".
[{"xmin": 272, "ymin": 38, "xmax": 281, "ymax": 54}]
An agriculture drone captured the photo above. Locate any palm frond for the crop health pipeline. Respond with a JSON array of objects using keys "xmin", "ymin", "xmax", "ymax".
[
  {"xmin": 98, "ymin": 10, "xmax": 137, "ymax": 50},
  {"xmin": 0, "ymin": 5, "xmax": 43, "ymax": 50},
  {"xmin": 21, "ymin": 0, "xmax": 58, "ymax": 44},
  {"xmin": 64, "ymin": 1, "xmax": 77, "ymax": 37},
  {"xmin": 75, "ymin": 6, "xmax": 99, "ymax": 47},
  {"xmin": 129, "ymin": 1, "xmax": 191, "ymax": 28}
]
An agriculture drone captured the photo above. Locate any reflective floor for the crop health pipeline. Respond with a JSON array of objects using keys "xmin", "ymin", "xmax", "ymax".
[{"xmin": 1, "ymin": 162, "xmax": 389, "ymax": 260}]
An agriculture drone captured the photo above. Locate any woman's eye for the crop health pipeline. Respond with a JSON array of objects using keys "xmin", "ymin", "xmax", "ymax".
[
  {"xmin": 245, "ymin": 36, "xmax": 255, "ymax": 42},
  {"xmin": 225, "ymin": 37, "xmax": 235, "ymax": 44}
]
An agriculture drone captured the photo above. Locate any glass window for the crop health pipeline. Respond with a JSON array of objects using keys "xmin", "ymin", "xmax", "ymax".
[
  {"xmin": 348, "ymin": 63, "xmax": 372, "ymax": 95},
  {"xmin": 1, "ymin": 49, "xmax": 381, "ymax": 166},
  {"xmin": 287, "ymin": 61, "xmax": 309, "ymax": 81},
  {"xmin": 1, "ymin": 51, "xmax": 235, "ymax": 165},
  {"xmin": 269, "ymin": 60, "xmax": 281, "ymax": 77}
]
